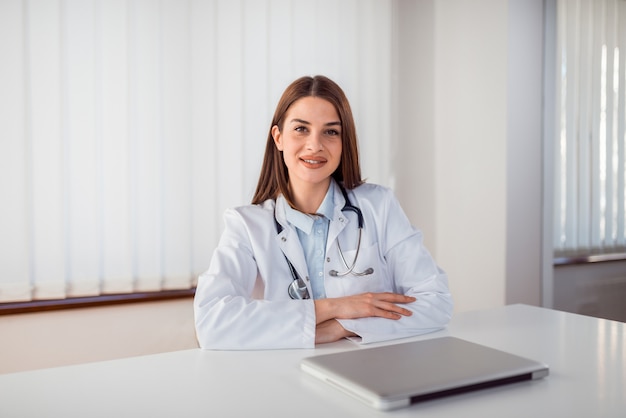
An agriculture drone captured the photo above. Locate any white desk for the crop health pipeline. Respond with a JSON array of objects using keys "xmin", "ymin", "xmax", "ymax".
[{"xmin": 1, "ymin": 304, "xmax": 624, "ymax": 417}]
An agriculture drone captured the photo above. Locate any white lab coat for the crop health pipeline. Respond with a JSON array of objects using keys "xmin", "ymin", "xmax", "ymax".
[{"xmin": 194, "ymin": 180, "xmax": 453, "ymax": 350}]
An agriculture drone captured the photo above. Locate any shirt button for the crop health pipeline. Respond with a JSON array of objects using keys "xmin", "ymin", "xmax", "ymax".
[{"xmin": 318, "ymin": 272, "xmax": 323, "ymax": 276}]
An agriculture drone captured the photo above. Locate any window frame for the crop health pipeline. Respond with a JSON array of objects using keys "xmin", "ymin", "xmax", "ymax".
[{"xmin": 0, "ymin": 288, "xmax": 195, "ymax": 315}]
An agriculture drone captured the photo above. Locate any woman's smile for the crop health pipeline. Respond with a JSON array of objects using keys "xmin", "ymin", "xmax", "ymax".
[{"xmin": 300, "ymin": 156, "xmax": 328, "ymax": 167}]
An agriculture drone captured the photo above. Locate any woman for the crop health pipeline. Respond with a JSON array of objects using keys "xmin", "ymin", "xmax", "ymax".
[{"xmin": 194, "ymin": 75, "xmax": 453, "ymax": 349}]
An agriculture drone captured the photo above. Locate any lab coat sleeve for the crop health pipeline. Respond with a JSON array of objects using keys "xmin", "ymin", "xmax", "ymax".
[
  {"xmin": 194, "ymin": 207, "xmax": 317, "ymax": 350},
  {"xmin": 337, "ymin": 187, "xmax": 453, "ymax": 344}
]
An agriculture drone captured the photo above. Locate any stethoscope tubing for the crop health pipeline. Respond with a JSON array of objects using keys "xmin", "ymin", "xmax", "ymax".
[{"xmin": 276, "ymin": 185, "xmax": 373, "ymax": 299}]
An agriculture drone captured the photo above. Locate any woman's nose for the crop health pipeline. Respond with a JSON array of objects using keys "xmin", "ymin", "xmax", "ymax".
[{"xmin": 306, "ymin": 132, "xmax": 323, "ymax": 151}]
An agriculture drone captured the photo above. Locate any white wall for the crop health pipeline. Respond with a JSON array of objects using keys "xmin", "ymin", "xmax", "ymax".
[
  {"xmin": 395, "ymin": 0, "xmax": 544, "ymax": 313},
  {"xmin": 0, "ymin": 298, "xmax": 198, "ymax": 374},
  {"xmin": 435, "ymin": 0, "xmax": 509, "ymax": 312},
  {"xmin": 505, "ymin": 0, "xmax": 544, "ymax": 306}
]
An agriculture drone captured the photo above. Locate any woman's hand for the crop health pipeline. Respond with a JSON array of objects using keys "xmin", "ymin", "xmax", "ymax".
[
  {"xmin": 315, "ymin": 320, "xmax": 357, "ymax": 344},
  {"xmin": 314, "ymin": 292, "xmax": 416, "ymax": 324}
]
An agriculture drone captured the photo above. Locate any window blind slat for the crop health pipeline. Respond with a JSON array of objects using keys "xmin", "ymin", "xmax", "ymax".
[
  {"xmin": 559, "ymin": 0, "xmax": 578, "ymax": 251},
  {"xmin": 358, "ymin": 0, "xmax": 393, "ymax": 187},
  {"xmin": 291, "ymin": 1, "xmax": 316, "ymax": 77},
  {"xmin": 617, "ymin": 1, "xmax": 626, "ymax": 247},
  {"xmin": 190, "ymin": 0, "xmax": 219, "ymax": 281},
  {"xmin": 267, "ymin": 0, "xmax": 293, "ymax": 119},
  {"xmin": 577, "ymin": 0, "xmax": 592, "ymax": 251},
  {"xmin": 0, "ymin": 0, "xmax": 31, "ymax": 302},
  {"xmin": 215, "ymin": 0, "xmax": 244, "ymax": 213},
  {"xmin": 590, "ymin": 1, "xmax": 604, "ymax": 250},
  {"xmin": 28, "ymin": 0, "xmax": 66, "ymax": 300},
  {"xmin": 99, "ymin": 0, "xmax": 133, "ymax": 294},
  {"xmin": 64, "ymin": 0, "xmax": 100, "ymax": 297},
  {"xmin": 130, "ymin": 0, "xmax": 163, "ymax": 292},
  {"xmin": 554, "ymin": 0, "xmax": 566, "ymax": 250},
  {"xmin": 603, "ymin": 0, "xmax": 617, "ymax": 248},
  {"xmin": 242, "ymin": 0, "xmax": 269, "ymax": 201},
  {"xmin": 161, "ymin": 0, "xmax": 192, "ymax": 290}
]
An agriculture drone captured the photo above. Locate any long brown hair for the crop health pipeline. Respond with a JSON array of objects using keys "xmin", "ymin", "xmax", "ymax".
[{"xmin": 251, "ymin": 75, "xmax": 363, "ymax": 205}]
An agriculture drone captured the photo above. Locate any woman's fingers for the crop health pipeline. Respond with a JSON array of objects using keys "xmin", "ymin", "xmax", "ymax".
[
  {"xmin": 370, "ymin": 292, "xmax": 415, "ymax": 312},
  {"xmin": 315, "ymin": 292, "xmax": 417, "ymax": 323},
  {"xmin": 341, "ymin": 292, "xmax": 416, "ymax": 320}
]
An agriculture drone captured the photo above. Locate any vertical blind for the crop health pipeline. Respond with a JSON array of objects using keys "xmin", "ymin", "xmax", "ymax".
[
  {"xmin": 554, "ymin": 0, "xmax": 626, "ymax": 255},
  {"xmin": 0, "ymin": 0, "xmax": 393, "ymax": 302}
]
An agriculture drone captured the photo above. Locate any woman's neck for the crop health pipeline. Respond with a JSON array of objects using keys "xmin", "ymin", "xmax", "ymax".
[{"xmin": 290, "ymin": 180, "xmax": 331, "ymax": 214}]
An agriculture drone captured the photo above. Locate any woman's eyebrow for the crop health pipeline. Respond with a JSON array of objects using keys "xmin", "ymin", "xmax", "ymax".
[
  {"xmin": 290, "ymin": 118, "xmax": 311, "ymax": 125},
  {"xmin": 289, "ymin": 118, "xmax": 341, "ymax": 127}
]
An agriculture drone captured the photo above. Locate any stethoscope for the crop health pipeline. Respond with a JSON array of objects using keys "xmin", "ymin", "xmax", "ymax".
[{"xmin": 275, "ymin": 186, "xmax": 374, "ymax": 300}]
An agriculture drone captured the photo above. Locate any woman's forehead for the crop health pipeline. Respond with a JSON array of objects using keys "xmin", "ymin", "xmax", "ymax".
[{"xmin": 285, "ymin": 97, "xmax": 340, "ymax": 123}]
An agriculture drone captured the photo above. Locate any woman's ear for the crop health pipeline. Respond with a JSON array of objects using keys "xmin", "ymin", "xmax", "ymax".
[{"xmin": 271, "ymin": 125, "xmax": 283, "ymax": 151}]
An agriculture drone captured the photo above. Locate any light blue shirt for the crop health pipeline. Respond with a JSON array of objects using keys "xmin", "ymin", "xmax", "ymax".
[{"xmin": 284, "ymin": 187, "xmax": 334, "ymax": 299}]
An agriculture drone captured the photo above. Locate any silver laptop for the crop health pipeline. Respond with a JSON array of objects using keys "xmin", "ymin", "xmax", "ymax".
[{"xmin": 300, "ymin": 336, "xmax": 549, "ymax": 411}]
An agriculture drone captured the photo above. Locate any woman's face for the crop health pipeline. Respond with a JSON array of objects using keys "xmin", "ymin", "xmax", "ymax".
[{"xmin": 272, "ymin": 96, "xmax": 342, "ymax": 192}]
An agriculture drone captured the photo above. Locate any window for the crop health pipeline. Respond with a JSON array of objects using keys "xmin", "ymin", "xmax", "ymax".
[
  {"xmin": 553, "ymin": 0, "xmax": 626, "ymax": 259},
  {"xmin": 0, "ymin": 0, "xmax": 394, "ymax": 308}
]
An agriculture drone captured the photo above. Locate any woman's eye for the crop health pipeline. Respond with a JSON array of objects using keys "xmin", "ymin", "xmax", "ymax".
[
  {"xmin": 326, "ymin": 129, "xmax": 340, "ymax": 136},
  {"xmin": 295, "ymin": 126, "xmax": 307, "ymax": 133}
]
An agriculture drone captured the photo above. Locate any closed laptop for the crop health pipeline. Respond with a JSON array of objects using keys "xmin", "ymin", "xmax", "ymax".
[{"xmin": 300, "ymin": 336, "xmax": 549, "ymax": 410}]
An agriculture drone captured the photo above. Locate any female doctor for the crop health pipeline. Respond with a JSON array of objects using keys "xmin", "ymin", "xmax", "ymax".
[{"xmin": 194, "ymin": 75, "xmax": 453, "ymax": 350}]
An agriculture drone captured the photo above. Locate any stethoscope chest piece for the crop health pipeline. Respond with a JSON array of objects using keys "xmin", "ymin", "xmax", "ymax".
[{"xmin": 287, "ymin": 276, "xmax": 309, "ymax": 300}]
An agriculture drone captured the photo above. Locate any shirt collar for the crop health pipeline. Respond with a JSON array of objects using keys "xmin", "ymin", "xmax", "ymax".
[{"xmin": 284, "ymin": 185, "xmax": 335, "ymax": 235}]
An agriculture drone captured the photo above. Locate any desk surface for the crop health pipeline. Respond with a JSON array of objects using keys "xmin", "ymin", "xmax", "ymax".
[{"xmin": 1, "ymin": 304, "xmax": 624, "ymax": 418}]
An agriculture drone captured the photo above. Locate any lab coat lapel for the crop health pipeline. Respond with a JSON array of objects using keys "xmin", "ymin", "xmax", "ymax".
[
  {"xmin": 327, "ymin": 181, "xmax": 350, "ymax": 249},
  {"xmin": 274, "ymin": 196, "xmax": 309, "ymax": 281}
]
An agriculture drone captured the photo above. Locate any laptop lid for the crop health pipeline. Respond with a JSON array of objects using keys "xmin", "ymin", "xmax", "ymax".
[{"xmin": 300, "ymin": 336, "xmax": 549, "ymax": 411}]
